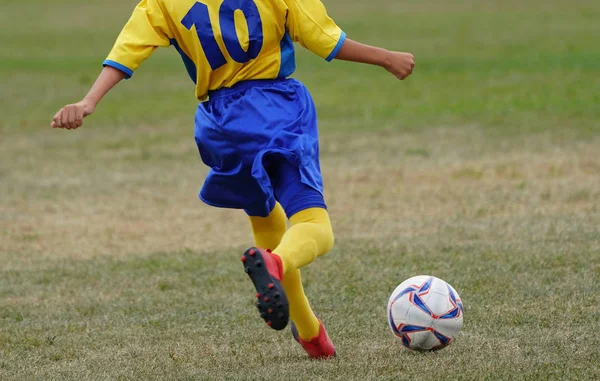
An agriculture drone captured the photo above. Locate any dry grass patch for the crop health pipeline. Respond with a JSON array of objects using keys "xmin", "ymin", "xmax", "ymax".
[{"xmin": 2, "ymin": 127, "xmax": 598, "ymax": 267}]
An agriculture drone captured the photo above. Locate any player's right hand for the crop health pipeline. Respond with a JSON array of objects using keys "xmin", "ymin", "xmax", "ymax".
[
  {"xmin": 51, "ymin": 101, "xmax": 95, "ymax": 130},
  {"xmin": 384, "ymin": 52, "xmax": 415, "ymax": 80}
]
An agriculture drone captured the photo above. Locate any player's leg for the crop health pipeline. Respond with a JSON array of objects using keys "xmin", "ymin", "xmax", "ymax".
[
  {"xmin": 246, "ymin": 200, "xmax": 328, "ymax": 349},
  {"xmin": 279, "ymin": 212, "xmax": 335, "ymax": 357},
  {"xmin": 276, "ymin": 211, "xmax": 333, "ymax": 344},
  {"xmin": 269, "ymin": 159, "xmax": 336, "ymax": 357},
  {"xmin": 247, "ymin": 183, "xmax": 329, "ymax": 342}
]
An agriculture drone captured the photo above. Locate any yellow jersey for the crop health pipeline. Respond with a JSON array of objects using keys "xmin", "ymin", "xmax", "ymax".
[{"xmin": 104, "ymin": 0, "xmax": 346, "ymax": 101}]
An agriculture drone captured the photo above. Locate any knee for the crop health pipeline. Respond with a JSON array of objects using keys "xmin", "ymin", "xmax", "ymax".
[{"xmin": 292, "ymin": 207, "xmax": 334, "ymax": 256}]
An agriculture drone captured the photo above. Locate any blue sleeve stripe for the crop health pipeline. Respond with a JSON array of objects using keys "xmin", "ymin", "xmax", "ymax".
[
  {"xmin": 102, "ymin": 60, "xmax": 134, "ymax": 79},
  {"xmin": 325, "ymin": 31, "xmax": 347, "ymax": 62}
]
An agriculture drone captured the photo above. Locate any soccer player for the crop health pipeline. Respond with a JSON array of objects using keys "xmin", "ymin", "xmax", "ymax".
[{"xmin": 51, "ymin": 0, "xmax": 414, "ymax": 359}]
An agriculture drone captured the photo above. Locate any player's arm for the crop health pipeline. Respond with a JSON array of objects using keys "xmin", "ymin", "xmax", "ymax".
[
  {"xmin": 51, "ymin": 0, "xmax": 171, "ymax": 130},
  {"xmin": 335, "ymin": 39, "xmax": 415, "ymax": 80},
  {"xmin": 52, "ymin": 67, "xmax": 125, "ymax": 129},
  {"xmin": 285, "ymin": 0, "xmax": 414, "ymax": 80}
]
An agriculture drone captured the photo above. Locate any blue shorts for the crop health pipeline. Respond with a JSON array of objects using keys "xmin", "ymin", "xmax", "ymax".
[{"xmin": 194, "ymin": 78, "xmax": 326, "ymax": 217}]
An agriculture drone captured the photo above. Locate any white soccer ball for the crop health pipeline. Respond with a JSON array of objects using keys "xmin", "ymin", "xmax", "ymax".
[{"xmin": 387, "ymin": 275, "xmax": 464, "ymax": 351}]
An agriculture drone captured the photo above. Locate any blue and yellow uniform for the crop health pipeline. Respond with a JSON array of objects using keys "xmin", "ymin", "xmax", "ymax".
[
  {"xmin": 104, "ymin": 0, "xmax": 346, "ymax": 347},
  {"xmin": 104, "ymin": 0, "xmax": 346, "ymax": 217}
]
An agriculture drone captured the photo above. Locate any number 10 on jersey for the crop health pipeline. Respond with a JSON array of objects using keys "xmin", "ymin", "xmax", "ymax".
[{"xmin": 182, "ymin": 0, "xmax": 264, "ymax": 71}]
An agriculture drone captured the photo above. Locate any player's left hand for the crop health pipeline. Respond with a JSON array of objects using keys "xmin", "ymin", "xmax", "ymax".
[
  {"xmin": 51, "ymin": 101, "xmax": 95, "ymax": 130},
  {"xmin": 384, "ymin": 51, "xmax": 415, "ymax": 80}
]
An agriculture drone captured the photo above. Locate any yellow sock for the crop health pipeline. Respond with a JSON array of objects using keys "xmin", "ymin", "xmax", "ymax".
[
  {"xmin": 274, "ymin": 208, "xmax": 334, "ymax": 275},
  {"xmin": 248, "ymin": 202, "xmax": 287, "ymax": 249},
  {"xmin": 248, "ymin": 204, "xmax": 327, "ymax": 340}
]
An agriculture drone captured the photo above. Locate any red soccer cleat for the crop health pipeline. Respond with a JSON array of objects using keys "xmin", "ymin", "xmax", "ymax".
[
  {"xmin": 241, "ymin": 247, "xmax": 289, "ymax": 330},
  {"xmin": 291, "ymin": 319, "xmax": 336, "ymax": 359}
]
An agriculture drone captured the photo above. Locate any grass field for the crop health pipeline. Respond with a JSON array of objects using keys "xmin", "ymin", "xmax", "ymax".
[{"xmin": 1, "ymin": 0, "xmax": 600, "ymax": 379}]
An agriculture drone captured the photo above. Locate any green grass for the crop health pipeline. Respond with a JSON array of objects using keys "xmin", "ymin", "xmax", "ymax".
[{"xmin": 1, "ymin": 0, "xmax": 600, "ymax": 379}]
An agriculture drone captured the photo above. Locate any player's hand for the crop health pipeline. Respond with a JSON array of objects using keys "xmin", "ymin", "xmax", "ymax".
[
  {"xmin": 51, "ymin": 101, "xmax": 95, "ymax": 130},
  {"xmin": 384, "ymin": 52, "xmax": 415, "ymax": 80}
]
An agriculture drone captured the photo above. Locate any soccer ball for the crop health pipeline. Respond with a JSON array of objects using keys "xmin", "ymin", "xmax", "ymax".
[{"xmin": 387, "ymin": 275, "xmax": 464, "ymax": 351}]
